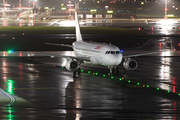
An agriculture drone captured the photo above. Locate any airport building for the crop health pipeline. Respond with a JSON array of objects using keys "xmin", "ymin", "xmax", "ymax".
[{"xmin": 2, "ymin": 0, "xmax": 180, "ymax": 18}]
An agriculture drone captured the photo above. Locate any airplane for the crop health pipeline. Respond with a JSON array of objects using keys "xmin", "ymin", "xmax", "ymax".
[{"xmin": 44, "ymin": 3, "xmax": 162, "ymax": 77}]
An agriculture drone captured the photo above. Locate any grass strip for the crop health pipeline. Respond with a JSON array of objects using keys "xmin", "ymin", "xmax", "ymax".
[{"xmin": 0, "ymin": 26, "xmax": 146, "ymax": 35}]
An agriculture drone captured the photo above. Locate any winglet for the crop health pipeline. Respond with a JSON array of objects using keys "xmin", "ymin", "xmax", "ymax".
[{"xmin": 75, "ymin": 2, "xmax": 83, "ymax": 42}]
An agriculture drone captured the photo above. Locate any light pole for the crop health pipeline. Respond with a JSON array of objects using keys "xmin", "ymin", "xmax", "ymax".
[
  {"xmin": 2, "ymin": 0, "xmax": 5, "ymax": 17},
  {"xmin": 19, "ymin": 0, "xmax": 21, "ymax": 7},
  {"xmin": 33, "ymin": 0, "xmax": 37, "ymax": 8},
  {"xmin": 164, "ymin": 0, "xmax": 168, "ymax": 19}
]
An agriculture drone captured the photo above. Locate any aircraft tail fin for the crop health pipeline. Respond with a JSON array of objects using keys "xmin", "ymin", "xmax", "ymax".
[{"xmin": 75, "ymin": 2, "xmax": 83, "ymax": 42}]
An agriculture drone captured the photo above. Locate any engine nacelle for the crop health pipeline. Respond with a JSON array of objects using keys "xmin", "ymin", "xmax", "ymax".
[
  {"xmin": 65, "ymin": 59, "xmax": 79, "ymax": 71},
  {"xmin": 123, "ymin": 58, "xmax": 138, "ymax": 70}
]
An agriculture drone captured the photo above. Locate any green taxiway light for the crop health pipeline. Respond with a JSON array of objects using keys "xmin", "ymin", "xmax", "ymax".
[
  {"xmin": 6, "ymin": 79, "xmax": 15, "ymax": 95},
  {"xmin": 157, "ymin": 88, "xmax": 159, "ymax": 90},
  {"xmin": 137, "ymin": 83, "xmax": 140, "ymax": 85},
  {"xmin": 62, "ymin": 66, "xmax": 64, "ymax": 68},
  {"xmin": 8, "ymin": 50, "xmax": 14, "ymax": 54},
  {"xmin": 147, "ymin": 85, "xmax": 149, "ymax": 88},
  {"xmin": 128, "ymin": 80, "xmax": 130, "ymax": 83},
  {"xmin": 167, "ymin": 91, "xmax": 170, "ymax": 93},
  {"xmin": 119, "ymin": 78, "xmax": 122, "ymax": 81},
  {"xmin": 88, "ymin": 71, "xmax": 90, "ymax": 73},
  {"xmin": 103, "ymin": 75, "xmax": 105, "ymax": 77},
  {"xmin": 179, "ymin": 93, "xmax": 180, "ymax": 96},
  {"xmin": 95, "ymin": 73, "xmax": 98, "ymax": 75},
  {"xmin": 81, "ymin": 69, "xmax": 83, "ymax": 72},
  {"xmin": 111, "ymin": 76, "xmax": 113, "ymax": 79}
]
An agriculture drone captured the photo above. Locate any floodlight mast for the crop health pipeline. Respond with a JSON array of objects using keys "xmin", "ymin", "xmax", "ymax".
[
  {"xmin": 2, "ymin": 0, "xmax": 5, "ymax": 17},
  {"xmin": 19, "ymin": 0, "xmax": 21, "ymax": 7},
  {"xmin": 164, "ymin": 0, "xmax": 168, "ymax": 19}
]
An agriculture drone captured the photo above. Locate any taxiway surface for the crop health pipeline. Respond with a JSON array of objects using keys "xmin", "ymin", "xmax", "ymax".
[{"xmin": 0, "ymin": 18, "xmax": 180, "ymax": 119}]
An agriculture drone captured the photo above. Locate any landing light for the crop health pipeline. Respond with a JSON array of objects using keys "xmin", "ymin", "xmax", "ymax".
[
  {"xmin": 107, "ymin": 10, "xmax": 113, "ymax": 13},
  {"xmin": 90, "ymin": 9, "xmax": 96, "ymax": 12}
]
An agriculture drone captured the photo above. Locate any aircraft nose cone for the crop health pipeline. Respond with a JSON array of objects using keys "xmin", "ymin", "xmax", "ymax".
[
  {"xmin": 115, "ymin": 53, "xmax": 123, "ymax": 65},
  {"xmin": 107, "ymin": 53, "xmax": 123, "ymax": 66}
]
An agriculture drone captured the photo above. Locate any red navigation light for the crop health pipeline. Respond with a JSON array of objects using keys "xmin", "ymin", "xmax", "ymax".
[
  {"xmin": 164, "ymin": 8, "xmax": 168, "ymax": 11},
  {"xmin": 178, "ymin": 43, "xmax": 180, "ymax": 46},
  {"xmin": 159, "ymin": 43, "xmax": 162, "ymax": 47}
]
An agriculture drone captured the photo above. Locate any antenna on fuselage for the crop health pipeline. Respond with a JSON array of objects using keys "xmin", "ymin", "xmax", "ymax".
[{"xmin": 75, "ymin": 2, "xmax": 83, "ymax": 42}]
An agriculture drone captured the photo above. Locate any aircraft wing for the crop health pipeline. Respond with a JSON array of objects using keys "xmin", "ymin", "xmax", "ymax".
[
  {"xmin": 123, "ymin": 51, "xmax": 167, "ymax": 58},
  {"xmin": 34, "ymin": 53, "xmax": 90, "ymax": 61},
  {"xmin": 24, "ymin": 52, "xmax": 90, "ymax": 61},
  {"xmin": 46, "ymin": 43, "xmax": 73, "ymax": 48},
  {"xmin": 5, "ymin": 51, "xmax": 90, "ymax": 61}
]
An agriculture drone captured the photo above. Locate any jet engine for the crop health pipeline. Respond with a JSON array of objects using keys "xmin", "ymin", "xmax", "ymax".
[
  {"xmin": 123, "ymin": 58, "xmax": 138, "ymax": 70},
  {"xmin": 65, "ymin": 58, "xmax": 79, "ymax": 71}
]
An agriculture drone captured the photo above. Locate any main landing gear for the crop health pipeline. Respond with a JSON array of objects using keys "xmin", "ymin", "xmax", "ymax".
[
  {"xmin": 73, "ymin": 68, "xmax": 81, "ymax": 78},
  {"xmin": 108, "ymin": 66, "xmax": 119, "ymax": 76},
  {"xmin": 73, "ymin": 61, "xmax": 83, "ymax": 77}
]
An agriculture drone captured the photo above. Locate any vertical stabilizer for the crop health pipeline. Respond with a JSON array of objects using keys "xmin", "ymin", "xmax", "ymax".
[{"xmin": 75, "ymin": 2, "xmax": 83, "ymax": 42}]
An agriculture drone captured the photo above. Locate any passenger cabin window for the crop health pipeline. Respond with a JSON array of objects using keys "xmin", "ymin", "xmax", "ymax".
[{"xmin": 105, "ymin": 51, "xmax": 120, "ymax": 54}]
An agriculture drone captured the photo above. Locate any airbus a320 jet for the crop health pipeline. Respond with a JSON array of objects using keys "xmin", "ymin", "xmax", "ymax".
[{"xmin": 45, "ymin": 3, "xmax": 160, "ymax": 77}]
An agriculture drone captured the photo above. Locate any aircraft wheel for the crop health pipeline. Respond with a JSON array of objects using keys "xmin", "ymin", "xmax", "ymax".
[
  {"xmin": 73, "ymin": 71, "xmax": 77, "ymax": 78},
  {"xmin": 77, "ymin": 68, "xmax": 81, "ymax": 75}
]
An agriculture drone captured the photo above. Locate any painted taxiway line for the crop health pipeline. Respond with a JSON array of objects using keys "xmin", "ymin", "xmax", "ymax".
[{"xmin": 0, "ymin": 88, "xmax": 15, "ymax": 106}]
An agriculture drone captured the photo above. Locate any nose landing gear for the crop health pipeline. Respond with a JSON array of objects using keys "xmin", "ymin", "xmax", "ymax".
[{"xmin": 108, "ymin": 66, "xmax": 119, "ymax": 76}]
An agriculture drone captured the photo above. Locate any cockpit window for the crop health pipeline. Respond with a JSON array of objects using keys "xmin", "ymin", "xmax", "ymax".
[
  {"xmin": 116, "ymin": 51, "xmax": 120, "ymax": 54},
  {"xmin": 105, "ymin": 51, "xmax": 121, "ymax": 54},
  {"xmin": 105, "ymin": 51, "xmax": 110, "ymax": 54},
  {"xmin": 111, "ymin": 51, "xmax": 115, "ymax": 54}
]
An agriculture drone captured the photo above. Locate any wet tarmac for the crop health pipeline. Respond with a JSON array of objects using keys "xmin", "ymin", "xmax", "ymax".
[
  {"xmin": 0, "ymin": 38, "xmax": 180, "ymax": 119},
  {"xmin": 0, "ymin": 18, "xmax": 180, "ymax": 119}
]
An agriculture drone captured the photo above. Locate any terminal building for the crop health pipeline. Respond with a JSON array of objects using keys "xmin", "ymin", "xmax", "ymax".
[{"xmin": 1, "ymin": 0, "xmax": 180, "ymax": 19}]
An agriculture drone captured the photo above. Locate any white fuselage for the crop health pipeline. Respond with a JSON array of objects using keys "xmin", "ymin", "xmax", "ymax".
[{"xmin": 73, "ymin": 41, "xmax": 123, "ymax": 66}]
